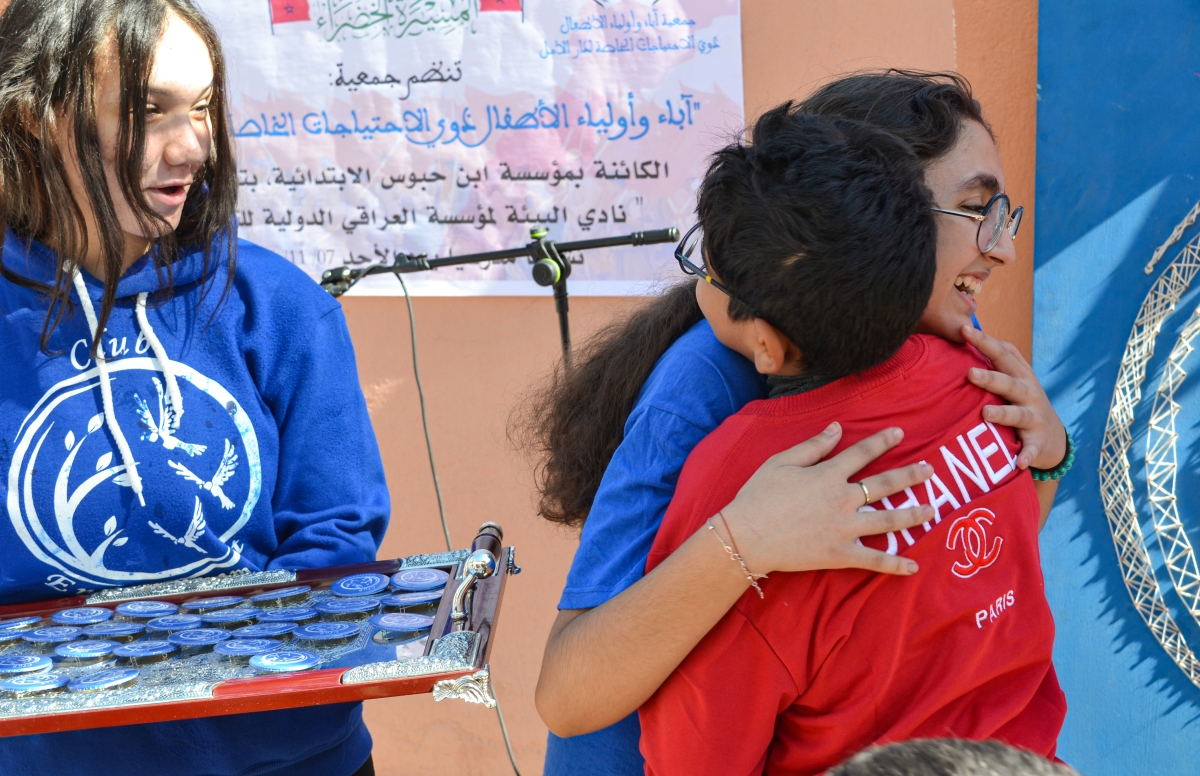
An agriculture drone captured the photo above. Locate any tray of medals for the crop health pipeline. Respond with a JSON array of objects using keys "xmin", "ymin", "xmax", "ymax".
[{"xmin": 0, "ymin": 522, "xmax": 517, "ymax": 737}]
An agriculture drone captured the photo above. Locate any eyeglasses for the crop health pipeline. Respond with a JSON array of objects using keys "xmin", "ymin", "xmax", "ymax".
[
  {"xmin": 932, "ymin": 192, "xmax": 1024, "ymax": 253},
  {"xmin": 675, "ymin": 224, "xmax": 759, "ymax": 315}
]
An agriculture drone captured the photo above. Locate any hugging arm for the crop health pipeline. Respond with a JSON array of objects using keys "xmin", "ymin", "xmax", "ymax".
[
  {"xmin": 962, "ymin": 325, "xmax": 1066, "ymax": 530},
  {"xmin": 535, "ymin": 426, "xmax": 935, "ymax": 737}
]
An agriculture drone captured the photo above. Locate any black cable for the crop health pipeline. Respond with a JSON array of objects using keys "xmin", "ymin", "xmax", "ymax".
[
  {"xmin": 393, "ymin": 275, "xmax": 522, "ymax": 776},
  {"xmin": 395, "ymin": 274, "xmax": 452, "ymax": 552}
]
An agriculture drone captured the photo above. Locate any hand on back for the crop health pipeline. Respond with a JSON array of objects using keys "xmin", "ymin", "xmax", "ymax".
[
  {"xmin": 721, "ymin": 425, "xmax": 936, "ymax": 578},
  {"xmin": 961, "ymin": 324, "xmax": 1067, "ymax": 471}
]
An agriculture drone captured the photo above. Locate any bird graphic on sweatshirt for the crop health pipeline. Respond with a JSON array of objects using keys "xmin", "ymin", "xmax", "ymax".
[
  {"xmin": 134, "ymin": 376, "xmax": 207, "ymax": 457},
  {"xmin": 148, "ymin": 496, "xmax": 208, "ymax": 553},
  {"xmin": 168, "ymin": 439, "xmax": 238, "ymax": 510}
]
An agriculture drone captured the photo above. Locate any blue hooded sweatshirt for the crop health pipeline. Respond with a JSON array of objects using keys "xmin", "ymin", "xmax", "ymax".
[{"xmin": 0, "ymin": 228, "xmax": 389, "ymax": 775}]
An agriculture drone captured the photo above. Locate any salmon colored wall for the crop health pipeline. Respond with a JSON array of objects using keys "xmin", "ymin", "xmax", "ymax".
[
  {"xmin": 952, "ymin": 0, "xmax": 1038, "ymax": 358},
  {"xmin": 353, "ymin": 4, "xmax": 1038, "ymax": 773}
]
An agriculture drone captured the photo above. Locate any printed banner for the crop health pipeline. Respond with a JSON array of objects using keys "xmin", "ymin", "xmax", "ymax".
[{"xmin": 201, "ymin": 0, "xmax": 743, "ymax": 295}]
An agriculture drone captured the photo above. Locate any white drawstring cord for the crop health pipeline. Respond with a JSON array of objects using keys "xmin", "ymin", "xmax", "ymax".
[
  {"xmin": 71, "ymin": 269, "xmax": 146, "ymax": 507},
  {"xmin": 134, "ymin": 292, "xmax": 184, "ymax": 429}
]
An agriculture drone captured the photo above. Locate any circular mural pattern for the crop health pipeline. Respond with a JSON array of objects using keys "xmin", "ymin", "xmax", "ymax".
[{"xmin": 1101, "ymin": 205, "xmax": 1200, "ymax": 686}]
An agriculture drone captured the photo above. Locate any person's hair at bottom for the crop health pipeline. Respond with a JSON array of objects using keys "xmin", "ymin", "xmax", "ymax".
[{"xmin": 828, "ymin": 739, "xmax": 1082, "ymax": 776}]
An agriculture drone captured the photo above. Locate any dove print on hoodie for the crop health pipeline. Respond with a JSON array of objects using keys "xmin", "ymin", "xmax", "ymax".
[
  {"xmin": 0, "ymin": 227, "xmax": 389, "ymax": 599},
  {"xmin": 0, "ymin": 227, "xmax": 389, "ymax": 775}
]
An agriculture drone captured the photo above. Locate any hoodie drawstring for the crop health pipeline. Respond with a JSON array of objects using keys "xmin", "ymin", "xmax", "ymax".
[
  {"xmin": 134, "ymin": 293, "xmax": 185, "ymax": 428},
  {"xmin": 71, "ymin": 270, "xmax": 182, "ymax": 509}
]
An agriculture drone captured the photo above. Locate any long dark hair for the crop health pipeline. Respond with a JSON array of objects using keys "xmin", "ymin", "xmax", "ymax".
[
  {"xmin": 521, "ymin": 70, "xmax": 984, "ymax": 530},
  {"xmin": 0, "ymin": 0, "xmax": 238, "ymax": 354},
  {"xmin": 515, "ymin": 282, "xmax": 703, "ymax": 528}
]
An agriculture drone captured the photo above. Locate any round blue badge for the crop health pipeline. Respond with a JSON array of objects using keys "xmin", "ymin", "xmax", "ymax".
[
  {"xmin": 0, "ymin": 672, "xmax": 69, "ymax": 695},
  {"xmin": 115, "ymin": 601, "xmax": 179, "ymax": 619},
  {"xmin": 0, "ymin": 616, "xmax": 42, "ymax": 632},
  {"xmin": 369, "ymin": 613, "xmax": 434, "ymax": 634},
  {"xmin": 256, "ymin": 607, "xmax": 318, "ymax": 624},
  {"xmin": 293, "ymin": 622, "xmax": 361, "ymax": 643},
  {"xmin": 381, "ymin": 591, "xmax": 442, "ymax": 609},
  {"xmin": 250, "ymin": 586, "xmax": 311, "ymax": 605},
  {"xmin": 0, "ymin": 654, "xmax": 53, "ymax": 675},
  {"xmin": 83, "ymin": 622, "xmax": 146, "ymax": 641},
  {"xmin": 167, "ymin": 628, "xmax": 232, "ymax": 647},
  {"xmin": 315, "ymin": 598, "xmax": 380, "ymax": 618},
  {"xmin": 68, "ymin": 667, "xmax": 139, "ymax": 692},
  {"xmin": 330, "ymin": 573, "xmax": 391, "ymax": 597},
  {"xmin": 180, "ymin": 596, "xmax": 245, "ymax": 612},
  {"xmin": 249, "ymin": 650, "xmax": 320, "ymax": 673},
  {"xmin": 214, "ymin": 638, "xmax": 281, "ymax": 657},
  {"xmin": 200, "ymin": 608, "xmax": 263, "ymax": 627},
  {"xmin": 233, "ymin": 622, "xmax": 297, "ymax": 640},
  {"xmin": 113, "ymin": 640, "xmax": 178, "ymax": 662},
  {"xmin": 22, "ymin": 627, "xmax": 84, "ymax": 646},
  {"xmin": 145, "ymin": 614, "xmax": 203, "ymax": 633},
  {"xmin": 54, "ymin": 640, "xmax": 120, "ymax": 661},
  {"xmin": 50, "ymin": 607, "xmax": 113, "ymax": 626},
  {"xmin": 390, "ymin": 568, "xmax": 450, "ymax": 592}
]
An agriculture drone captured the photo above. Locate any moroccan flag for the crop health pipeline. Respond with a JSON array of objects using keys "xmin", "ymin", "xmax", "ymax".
[
  {"xmin": 269, "ymin": 0, "xmax": 310, "ymax": 23},
  {"xmin": 479, "ymin": 0, "xmax": 521, "ymax": 10}
]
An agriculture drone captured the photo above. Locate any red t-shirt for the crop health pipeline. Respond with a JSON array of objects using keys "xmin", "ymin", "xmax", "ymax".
[{"xmin": 639, "ymin": 335, "xmax": 1066, "ymax": 776}]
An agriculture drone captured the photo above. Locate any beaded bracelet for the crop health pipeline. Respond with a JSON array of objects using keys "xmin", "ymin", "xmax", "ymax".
[
  {"xmin": 706, "ymin": 513, "xmax": 768, "ymax": 598},
  {"xmin": 1031, "ymin": 429, "xmax": 1075, "ymax": 482}
]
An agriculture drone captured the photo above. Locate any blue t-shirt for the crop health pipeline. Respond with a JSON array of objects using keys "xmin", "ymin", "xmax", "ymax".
[{"xmin": 545, "ymin": 319, "xmax": 766, "ymax": 775}]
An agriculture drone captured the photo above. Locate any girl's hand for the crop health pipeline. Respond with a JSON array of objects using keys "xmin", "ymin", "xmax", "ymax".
[
  {"xmin": 721, "ymin": 424, "xmax": 936, "ymax": 577},
  {"xmin": 962, "ymin": 324, "xmax": 1067, "ymax": 470}
]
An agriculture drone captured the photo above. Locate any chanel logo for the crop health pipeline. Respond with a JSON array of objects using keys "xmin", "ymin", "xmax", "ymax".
[{"xmin": 946, "ymin": 508, "xmax": 1004, "ymax": 579}]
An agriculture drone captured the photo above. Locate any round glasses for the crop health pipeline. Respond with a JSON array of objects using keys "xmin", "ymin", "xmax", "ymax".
[{"xmin": 932, "ymin": 193, "xmax": 1024, "ymax": 253}]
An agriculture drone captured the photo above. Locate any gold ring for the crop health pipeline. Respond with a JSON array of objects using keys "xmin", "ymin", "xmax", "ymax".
[{"xmin": 859, "ymin": 481, "xmax": 871, "ymax": 507}]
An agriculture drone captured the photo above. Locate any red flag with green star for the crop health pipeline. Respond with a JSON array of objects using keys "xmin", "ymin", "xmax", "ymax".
[{"xmin": 269, "ymin": 0, "xmax": 310, "ymax": 23}]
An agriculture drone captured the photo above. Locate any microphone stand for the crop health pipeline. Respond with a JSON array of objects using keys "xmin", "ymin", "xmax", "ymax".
[{"xmin": 320, "ymin": 227, "xmax": 679, "ymax": 367}]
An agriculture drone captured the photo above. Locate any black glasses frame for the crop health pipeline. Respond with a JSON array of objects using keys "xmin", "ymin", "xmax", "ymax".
[
  {"xmin": 674, "ymin": 223, "xmax": 756, "ymax": 312},
  {"xmin": 932, "ymin": 192, "xmax": 1024, "ymax": 253}
]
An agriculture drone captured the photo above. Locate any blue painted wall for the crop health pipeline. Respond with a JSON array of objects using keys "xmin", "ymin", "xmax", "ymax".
[{"xmin": 1035, "ymin": 1, "xmax": 1200, "ymax": 772}]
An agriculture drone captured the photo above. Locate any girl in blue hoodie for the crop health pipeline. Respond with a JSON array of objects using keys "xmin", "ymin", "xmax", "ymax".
[{"xmin": 0, "ymin": 1, "xmax": 387, "ymax": 774}]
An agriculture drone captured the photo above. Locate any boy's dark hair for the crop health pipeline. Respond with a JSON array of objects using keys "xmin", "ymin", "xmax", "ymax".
[
  {"xmin": 828, "ymin": 739, "xmax": 1081, "ymax": 776},
  {"xmin": 699, "ymin": 108, "xmax": 936, "ymax": 378},
  {"xmin": 0, "ymin": 0, "xmax": 238, "ymax": 355},
  {"xmin": 521, "ymin": 70, "xmax": 981, "ymax": 530}
]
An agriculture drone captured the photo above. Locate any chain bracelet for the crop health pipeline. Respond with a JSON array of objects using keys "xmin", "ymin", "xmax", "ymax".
[{"xmin": 706, "ymin": 515, "xmax": 768, "ymax": 598}]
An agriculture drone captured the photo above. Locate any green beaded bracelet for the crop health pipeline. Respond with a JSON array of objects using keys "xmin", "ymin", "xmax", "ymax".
[{"xmin": 1031, "ymin": 430, "xmax": 1074, "ymax": 482}]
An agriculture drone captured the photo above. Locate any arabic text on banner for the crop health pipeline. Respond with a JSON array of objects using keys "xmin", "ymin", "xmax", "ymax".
[{"xmin": 203, "ymin": 0, "xmax": 743, "ymax": 295}]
